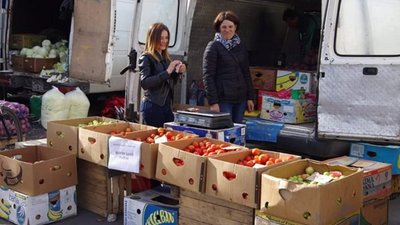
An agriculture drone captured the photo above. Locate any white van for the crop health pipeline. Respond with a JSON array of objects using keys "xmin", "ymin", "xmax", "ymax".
[{"xmin": 125, "ymin": 0, "xmax": 400, "ymax": 145}]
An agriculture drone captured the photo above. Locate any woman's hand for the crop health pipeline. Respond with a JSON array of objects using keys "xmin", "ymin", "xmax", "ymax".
[
  {"xmin": 247, "ymin": 100, "xmax": 254, "ymax": 112},
  {"xmin": 210, "ymin": 104, "xmax": 220, "ymax": 112},
  {"xmin": 176, "ymin": 63, "xmax": 186, "ymax": 73},
  {"xmin": 167, "ymin": 60, "xmax": 182, "ymax": 74}
]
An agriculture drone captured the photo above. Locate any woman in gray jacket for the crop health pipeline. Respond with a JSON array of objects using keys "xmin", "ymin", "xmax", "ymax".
[{"xmin": 203, "ymin": 11, "xmax": 255, "ymax": 124}]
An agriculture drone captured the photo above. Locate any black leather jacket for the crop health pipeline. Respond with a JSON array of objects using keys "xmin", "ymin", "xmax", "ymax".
[
  {"xmin": 139, "ymin": 53, "xmax": 179, "ymax": 106},
  {"xmin": 203, "ymin": 41, "xmax": 255, "ymax": 105}
]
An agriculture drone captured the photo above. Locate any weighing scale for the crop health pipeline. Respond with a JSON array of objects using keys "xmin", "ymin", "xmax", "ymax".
[{"xmin": 174, "ymin": 108, "xmax": 233, "ymax": 129}]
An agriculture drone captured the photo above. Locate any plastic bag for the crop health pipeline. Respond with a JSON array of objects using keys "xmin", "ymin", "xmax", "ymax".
[
  {"xmin": 65, "ymin": 87, "xmax": 90, "ymax": 119},
  {"xmin": 41, "ymin": 86, "xmax": 68, "ymax": 129}
]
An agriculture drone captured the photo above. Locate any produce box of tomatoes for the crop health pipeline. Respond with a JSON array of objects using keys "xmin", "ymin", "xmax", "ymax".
[
  {"xmin": 260, "ymin": 159, "xmax": 363, "ymax": 225},
  {"xmin": 78, "ymin": 122, "xmax": 156, "ymax": 166},
  {"xmin": 205, "ymin": 148, "xmax": 301, "ymax": 209},
  {"xmin": 156, "ymin": 138, "xmax": 245, "ymax": 193}
]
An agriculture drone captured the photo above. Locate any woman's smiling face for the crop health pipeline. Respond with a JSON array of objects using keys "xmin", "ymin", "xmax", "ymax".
[
  {"xmin": 219, "ymin": 19, "xmax": 236, "ymax": 40},
  {"xmin": 156, "ymin": 30, "xmax": 169, "ymax": 52}
]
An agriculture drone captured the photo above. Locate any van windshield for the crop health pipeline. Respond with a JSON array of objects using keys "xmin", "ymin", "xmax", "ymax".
[
  {"xmin": 335, "ymin": 0, "xmax": 400, "ymax": 56},
  {"xmin": 137, "ymin": 0, "xmax": 179, "ymax": 47}
]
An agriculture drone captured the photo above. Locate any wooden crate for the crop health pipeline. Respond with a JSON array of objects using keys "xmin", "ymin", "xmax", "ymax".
[
  {"xmin": 76, "ymin": 159, "xmax": 131, "ymax": 217},
  {"xmin": 179, "ymin": 189, "xmax": 254, "ymax": 225}
]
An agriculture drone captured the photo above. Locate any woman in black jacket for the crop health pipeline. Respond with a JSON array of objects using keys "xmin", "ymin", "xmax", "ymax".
[
  {"xmin": 203, "ymin": 11, "xmax": 255, "ymax": 124},
  {"xmin": 139, "ymin": 23, "xmax": 186, "ymax": 127}
]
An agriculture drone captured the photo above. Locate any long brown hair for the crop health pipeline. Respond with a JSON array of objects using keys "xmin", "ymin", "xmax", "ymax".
[{"xmin": 144, "ymin": 23, "xmax": 171, "ymax": 62}]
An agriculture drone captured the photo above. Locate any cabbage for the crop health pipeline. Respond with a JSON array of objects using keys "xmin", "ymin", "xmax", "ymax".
[
  {"xmin": 42, "ymin": 39, "xmax": 51, "ymax": 47},
  {"xmin": 25, "ymin": 49, "xmax": 34, "ymax": 57},
  {"xmin": 20, "ymin": 48, "xmax": 28, "ymax": 55},
  {"xmin": 32, "ymin": 46, "xmax": 41, "ymax": 53},
  {"xmin": 37, "ymin": 47, "xmax": 49, "ymax": 57}
]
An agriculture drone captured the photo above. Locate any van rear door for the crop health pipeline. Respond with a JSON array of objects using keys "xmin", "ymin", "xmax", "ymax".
[
  {"xmin": 70, "ymin": 0, "xmax": 137, "ymax": 86},
  {"xmin": 318, "ymin": 0, "xmax": 400, "ymax": 143}
]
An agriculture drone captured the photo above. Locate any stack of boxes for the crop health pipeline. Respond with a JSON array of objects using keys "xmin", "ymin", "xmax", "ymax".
[
  {"xmin": 0, "ymin": 146, "xmax": 78, "ymax": 225},
  {"xmin": 249, "ymin": 67, "xmax": 317, "ymax": 124},
  {"xmin": 324, "ymin": 156, "xmax": 392, "ymax": 224}
]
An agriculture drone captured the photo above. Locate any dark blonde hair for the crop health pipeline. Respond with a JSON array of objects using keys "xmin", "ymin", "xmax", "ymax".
[
  {"xmin": 144, "ymin": 23, "xmax": 171, "ymax": 62},
  {"xmin": 213, "ymin": 11, "xmax": 240, "ymax": 32}
]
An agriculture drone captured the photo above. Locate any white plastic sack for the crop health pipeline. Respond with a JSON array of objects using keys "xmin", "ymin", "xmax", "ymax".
[
  {"xmin": 65, "ymin": 87, "xmax": 90, "ymax": 119},
  {"xmin": 41, "ymin": 86, "xmax": 68, "ymax": 129}
]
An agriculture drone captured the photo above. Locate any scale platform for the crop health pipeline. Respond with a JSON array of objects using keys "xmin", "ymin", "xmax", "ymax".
[{"xmin": 174, "ymin": 108, "xmax": 233, "ymax": 129}]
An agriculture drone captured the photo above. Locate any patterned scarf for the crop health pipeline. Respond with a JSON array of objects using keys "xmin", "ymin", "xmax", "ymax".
[{"xmin": 214, "ymin": 33, "xmax": 241, "ymax": 51}]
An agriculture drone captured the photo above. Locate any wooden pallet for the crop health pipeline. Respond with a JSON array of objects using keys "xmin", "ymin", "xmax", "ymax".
[
  {"xmin": 76, "ymin": 159, "xmax": 131, "ymax": 218},
  {"xmin": 179, "ymin": 189, "xmax": 254, "ymax": 225}
]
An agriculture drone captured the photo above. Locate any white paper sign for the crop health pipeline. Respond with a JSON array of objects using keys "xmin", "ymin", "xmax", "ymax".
[{"xmin": 108, "ymin": 136, "xmax": 142, "ymax": 173}]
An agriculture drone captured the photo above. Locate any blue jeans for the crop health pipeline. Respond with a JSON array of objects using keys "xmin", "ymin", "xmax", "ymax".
[
  {"xmin": 141, "ymin": 100, "xmax": 174, "ymax": 127},
  {"xmin": 219, "ymin": 101, "xmax": 246, "ymax": 124}
]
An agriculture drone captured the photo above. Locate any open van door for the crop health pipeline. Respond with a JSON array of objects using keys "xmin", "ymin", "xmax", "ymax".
[
  {"xmin": 318, "ymin": 0, "xmax": 400, "ymax": 143},
  {"xmin": 124, "ymin": 0, "xmax": 195, "ymax": 121},
  {"xmin": 70, "ymin": 0, "xmax": 138, "ymax": 93}
]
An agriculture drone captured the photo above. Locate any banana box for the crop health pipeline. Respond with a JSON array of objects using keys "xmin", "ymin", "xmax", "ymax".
[
  {"xmin": 0, "ymin": 185, "xmax": 77, "ymax": 225},
  {"xmin": 259, "ymin": 94, "xmax": 316, "ymax": 124},
  {"xmin": 124, "ymin": 189, "xmax": 179, "ymax": 225},
  {"xmin": 276, "ymin": 70, "xmax": 314, "ymax": 92}
]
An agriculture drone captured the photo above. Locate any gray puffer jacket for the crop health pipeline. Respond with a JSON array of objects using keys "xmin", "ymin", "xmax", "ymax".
[{"xmin": 202, "ymin": 40, "xmax": 255, "ymax": 105}]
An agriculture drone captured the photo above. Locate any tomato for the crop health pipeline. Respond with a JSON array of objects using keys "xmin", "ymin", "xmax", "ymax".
[
  {"xmin": 173, "ymin": 158, "xmax": 184, "ymax": 166},
  {"xmin": 223, "ymin": 171, "xmax": 236, "ymax": 180},
  {"xmin": 165, "ymin": 131, "xmax": 174, "ymax": 139},
  {"xmin": 150, "ymin": 133, "xmax": 156, "ymax": 138},
  {"xmin": 175, "ymin": 133, "xmax": 184, "ymax": 140},
  {"xmin": 146, "ymin": 137, "xmax": 154, "ymax": 144},
  {"xmin": 274, "ymin": 158, "xmax": 283, "ymax": 164},
  {"xmin": 251, "ymin": 148, "xmax": 261, "ymax": 156},
  {"xmin": 157, "ymin": 127, "xmax": 165, "ymax": 134},
  {"xmin": 259, "ymin": 154, "xmax": 270, "ymax": 164},
  {"xmin": 246, "ymin": 160, "xmax": 255, "ymax": 167},
  {"xmin": 192, "ymin": 141, "xmax": 199, "ymax": 148}
]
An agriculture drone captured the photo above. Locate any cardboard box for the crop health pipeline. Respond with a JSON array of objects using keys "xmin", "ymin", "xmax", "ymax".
[
  {"xmin": 23, "ymin": 57, "xmax": 59, "ymax": 73},
  {"xmin": 113, "ymin": 129, "xmax": 195, "ymax": 179},
  {"xmin": 9, "ymin": 34, "xmax": 46, "ymax": 49},
  {"xmin": 254, "ymin": 210, "xmax": 360, "ymax": 225},
  {"xmin": 245, "ymin": 118, "xmax": 284, "ymax": 142},
  {"xmin": 392, "ymin": 175, "xmax": 400, "ymax": 193},
  {"xmin": 205, "ymin": 149, "xmax": 301, "ymax": 208},
  {"xmin": 350, "ymin": 143, "xmax": 400, "ymax": 174},
  {"xmin": 164, "ymin": 122, "xmax": 246, "ymax": 146},
  {"xmin": 260, "ymin": 159, "xmax": 363, "ymax": 225},
  {"xmin": 276, "ymin": 70, "xmax": 313, "ymax": 92},
  {"xmin": 260, "ymin": 94, "xmax": 316, "ymax": 124},
  {"xmin": 360, "ymin": 198, "xmax": 388, "ymax": 225},
  {"xmin": 156, "ymin": 138, "xmax": 243, "ymax": 193},
  {"xmin": 250, "ymin": 67, "xmax": 277, "ymax": 91},
  {"xmin": 47, "ymin": 117, "xmax": 124, "ymax": 155},
  {"xmin": 78, "ymin": 125, "xmax": 158, "ymax": 172},
  {"xmin": 123, "ymin": 189, "xmax": 179, "ymax": 225},
  {"xmin": 0, "ymin": 185, "xmax": 77, "ymax": 225},
  {"xmin": 11, "ymin": 55, "xmax": 25, "ymax": 71},
  {"xmin": 0, "ymin": 146, "xmax": 77, "ymax": 196},
  {"xmin": 324, "ymin": 156, "xmax": 392, "ymax": 203}
]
